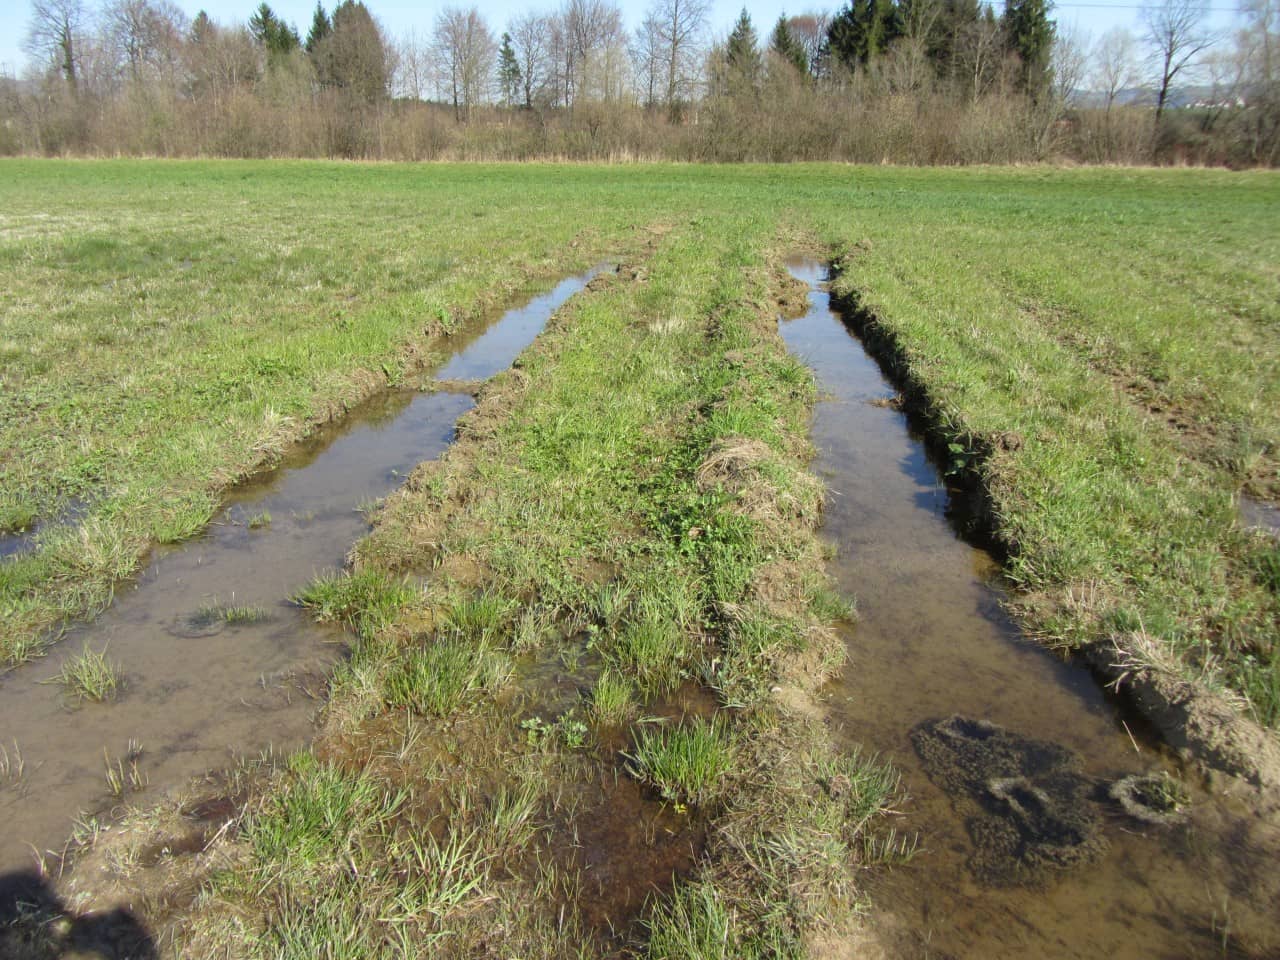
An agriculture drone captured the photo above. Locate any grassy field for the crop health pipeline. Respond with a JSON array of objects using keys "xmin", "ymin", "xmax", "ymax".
[{"xmin": 2, "ymin": 160, "xmax": 1279, "ymax": 953}]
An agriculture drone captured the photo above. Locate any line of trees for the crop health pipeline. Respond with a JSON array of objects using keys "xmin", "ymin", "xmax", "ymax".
[{"xmin": 3, "ymin": 0, "xmax": 1277, "ymax": 165}]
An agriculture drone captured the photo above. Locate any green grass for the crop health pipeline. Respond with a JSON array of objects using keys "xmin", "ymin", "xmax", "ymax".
[
  {"xmin": 382, "ymin": 634, "xmax": 512, "ymax": 717},
  {"xmin": 223, "ymin": 604, "xmax": 271, "ymax": 624},
  {"xmin": 587, "ymin": 669, "xmax": 635, "ymax": 726},
  {"xmin": 4, "ymin": 160, "xmax": 1279, "ymax": 956},
  {"xmin": 47, "ymin": 643, "xmax": 122, "ymax": 702},
  {"xmin": 626, "ymin": 718, "xmax": 737, "ymax": 807},
  {"xmin": 810, "ymin": 170, "xmax": 1280, "ymax": 724}
]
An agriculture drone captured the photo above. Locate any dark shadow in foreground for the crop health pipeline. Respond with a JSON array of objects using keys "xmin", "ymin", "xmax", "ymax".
[{"xmin": 0, "ymin": 870, "xmax": 157, "ymax": 960}]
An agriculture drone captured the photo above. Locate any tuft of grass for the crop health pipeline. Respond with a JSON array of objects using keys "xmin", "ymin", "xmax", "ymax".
[
  {"xmin": 48, "ymin": 644, "xmax": 122, "ymax": 702},
  {"xmin": 247, "ymin": 510, "xmax": 271, "ymax": 530},
  {"xmin": 441, "ymin": 590, "xmax": 516, "ymax": 641},
  {"xmin": 809, "ymin": 583, "xmax": 856, "ymax": 623},
  {"xmin": 223, "ymin": 604, "xmax": 271, "ymax": 624},
  {"xmin": 610, "ymin": 609, "xmax": 689, "ymax": 695},
  {"xmin": 815, "ymin": 749, "xmax": 905, "ymax": 833},
  {"xmin": 383, "ymin": 635, "xmax": 512, "ymax": 717},
  {"xmin": 0, "ymin": 740, "xmax": 24, "ymax": 784},
  {"xmin": 861, "ymin": 827, "xmax": 921, "ymax": 865},
  {"xmin": 247, "ymin": 753, "xmax": 406, "ymax": 869},
  {"xmin": 296, "ymin": 569, "xmax": 415, "ymax": 640},
  {"xmin": 643, "ymin": 880, "xmax": 737, "ymax": 960},
  {"xmin": 103, "ymin": 741, "xmax": 146, "ymax": 798},
  {"xmin": 626, "ymin": 717, "xmax": 736, "ymax": 807},
  {"xmin": 587, "ymin": 669, "xmax": 635, "ymax": 726}
]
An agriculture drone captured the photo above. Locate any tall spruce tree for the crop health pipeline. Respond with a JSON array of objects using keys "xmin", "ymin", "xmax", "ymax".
[
  {"xmin": 1002, "ymin": 0, "xmax": 1055, "ymax": 97},
  {"xmin": 828, "ymin": 0, "xmax": 901, "ymax": 70},
  {"xmin": 249, "ymin": 2, "xmax": 300, "ymax": 57},
  {"xmin": 305, "ymin": 2, "xmax": 331, "ymax": 54},
  {"xmin": 497, "ymin": 32, "xmax": 521, "ymax": 107},
  {"xmin": 770, "ymin": 14, "xmax": 810, "ymax": 75},
  {"xmin": 725, "ymin": 7, "xmax": 762, "ymax": 88}
]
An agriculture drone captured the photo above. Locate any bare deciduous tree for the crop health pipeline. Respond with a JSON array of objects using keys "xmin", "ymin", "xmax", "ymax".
[
  {"xmin": 510, "ymin": 11, "xmax": 552, "ymax": 107},
  {"xmin": 647, "ymin": 0, "xmax": 710, "ymax": 118},
  {"xmin": 1052, "ymin": 22, "xmax": 1091, "ymax": 106},
  {"xmin": 955, "ymin": 14, "xmax": 1003, "ymax": 102},
  {"xmin": 433, "ymin": 6, "xmax": 495, "ymax": 121},
  {"xmin": 1141, "ymin": 0, "xmax": 1216, "ymax": 120},
  {"xmin": 1093, "ymin": 26, "xmax": 1139, "ymax": 114},
  {"xmin": 24, "ymin": 0, "xmax": 87, "ymax": 91},
  {"xmin": 394, "ymin": 28, "xmax": 429, "ymax": 100},
  {"xmin": 186, "ymin": 14, "xmax": 259, "ymax": 107},
  {"xmin": 788, "ymin": 12, "xmax": 830, "ymax": 77},
  {"xmin": 1238, "ymin": 0, "xmax": 1280, "ymax": 161},
  {"xmin": 632, "ymin": 12, "xmax": 662, "ymax": 107},
  {"xmin": 103, "ymin": 0, "xmax": 187, "ymax": 87},
  {"xmin": 561, "ymin": 0, "xmax": 626, "ymax": 105}
]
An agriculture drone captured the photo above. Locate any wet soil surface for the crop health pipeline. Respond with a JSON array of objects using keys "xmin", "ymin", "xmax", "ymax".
[
  {"xmin": 781, "ymin": 259, "xmax": 1280, "ymax": 959},
  {"xmin": 0, "ymin": 268, "xmax": 602, "ymax": 873},
  {"xmin": 1240, "ymin": 494, "xmax": 1280, "ymax": 539}
]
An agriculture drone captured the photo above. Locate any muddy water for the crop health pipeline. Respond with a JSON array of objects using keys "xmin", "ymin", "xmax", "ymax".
[
  {"xmin": 1240, "ymin": 494, "xmax": 1280, "ymax": 539},
  {"xmin": 0, "ymin": 268, "xmax": 602, "ymax": 872},
  {"xmin": 781, "ymin": 259, "xmax": 1280, "ymax": 959}
]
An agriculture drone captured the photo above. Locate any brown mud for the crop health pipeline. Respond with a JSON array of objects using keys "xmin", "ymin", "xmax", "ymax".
[
  {"xmin": 782, "ymin": 258, "xmax": 1280, "ymax": 959},
  {"xmin": 0, "ymin": 268, "xmax": 603, "ymax": 877}
]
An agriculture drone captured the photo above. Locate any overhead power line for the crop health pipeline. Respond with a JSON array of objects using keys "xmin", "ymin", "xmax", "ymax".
[{"xmin": 977, "ymin": 1, "xmax": 1240, "ymax": 9}]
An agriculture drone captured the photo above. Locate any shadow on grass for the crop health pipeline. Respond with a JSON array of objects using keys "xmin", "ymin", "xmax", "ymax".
[{"xmin": 0, "ymin": 870, "xmax": 157, "ymax": 959}]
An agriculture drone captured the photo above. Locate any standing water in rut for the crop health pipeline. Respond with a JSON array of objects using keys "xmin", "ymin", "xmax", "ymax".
[
  {"xmin": 780, "ymin": 259, "xmax": 1280, "ymax": 959},
  {"xmin": 0, "ymin": 268, "xmax": 603, "ymax": 873}
]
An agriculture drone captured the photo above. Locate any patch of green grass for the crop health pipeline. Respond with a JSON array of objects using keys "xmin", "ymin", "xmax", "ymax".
[
  {"xmin": 48, "ymin": 644, "xmax": 122, "ymax": 702},
  {"xmin": 223, "ymin": 604, "xmax": 270, "ymax": 624},
  {"xmin": 247, "ymin": 510, "xmax": 271, "ymax": 530},
  {"xmin": 247, "ymin": 753, "xmax": 406, "ymax": 870},
  {"xmin": 610, "ymin": 610, "xmax": 689, "ymax": 695},
  {"xmin": 626, "ymin": 717, "xmax": 736, "ymax": 807},
  {"xmin": 643, "ymin": 880, "xmax": 739, "ymax": 960},
  {"xmin": 0, "ymin": 159, "xmax": 655, "ymax": 665},
  {"xmin": 295, "ymin": 569, "xmax": 414, "ymax": 640},
  {"xmin": 587, "ymin": 669, "xmax": 635, "ymax": 727},
  {"xmin": 441, "ymin": 590, "xmax": 517, "ymax": 641},
  {"xmin": 383, "ymin": 635, "xmax": 512, "ymax": 718}
]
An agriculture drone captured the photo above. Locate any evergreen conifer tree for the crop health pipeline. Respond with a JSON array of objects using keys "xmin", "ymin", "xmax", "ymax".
[
  {"xmin": 305, "ymin": 2, "xmax": 331, "ymax": 55},
  {"xmin": 249, "ymin": 3, "xmax": 300, "ymax": 57},
  {"xmin": 497, "ymin": 32, "xmax": 521, "ymax": 107},
  {"xmin": 725, "ymin": 8, "xmax": 762, "ymax": 90},
  {"xmin": 1002, "ymin": 0, "xmax": 1055, "ymax": 98},
  {"xmin": 770, "ymin": 14, "xmax": 810, "ymax": 75}
]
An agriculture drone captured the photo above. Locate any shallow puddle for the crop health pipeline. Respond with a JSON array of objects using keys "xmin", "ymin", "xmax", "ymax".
[
  {"xmin": 0, "ymin": 268, "xmax": 603, "ymax": 872},
  {"xmin": 781, "ymin": 259, "xmax": 1280, "ymax": 959},
  {"xmin": 0, "ymin": 500, "xmax": 89, "ymax": 561},
  {"xmin": 1240, "ymin": 494, "xmax": 1280, "ymax": 539}
]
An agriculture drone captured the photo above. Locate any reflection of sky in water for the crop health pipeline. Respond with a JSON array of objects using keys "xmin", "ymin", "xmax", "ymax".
[{"xmin": 435, "ymin": 269, "xmax": 602, "ymax": 381}]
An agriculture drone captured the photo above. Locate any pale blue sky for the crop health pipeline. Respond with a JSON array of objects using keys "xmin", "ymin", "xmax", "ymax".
[{"xmin": 0, "ymin": 0, "xmax": 1246, "ymax": 87}]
